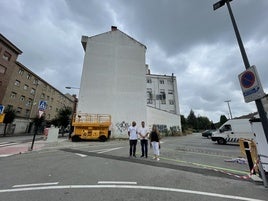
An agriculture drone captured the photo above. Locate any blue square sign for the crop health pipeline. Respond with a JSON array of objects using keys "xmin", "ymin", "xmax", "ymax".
[
  {"xmin": 38, "ymin": 101, "xmax": 47, "ymax": 111},
  {"xmin": 0, "ymin": 105, "xmax": 5, "ymax": 114}
]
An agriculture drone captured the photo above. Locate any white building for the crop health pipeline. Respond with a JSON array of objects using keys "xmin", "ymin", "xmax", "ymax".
[
  {"xmin": 78, "ymin": 26, "xmax": 181, "ymax": 138},
  {"xmin": 146, "ymin": 67, "xmax": 181, "ymax": 134}
]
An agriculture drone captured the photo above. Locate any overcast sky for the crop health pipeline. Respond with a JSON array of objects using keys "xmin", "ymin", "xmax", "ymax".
[{"xmin": 1, "ymin": 0, "xmax": 268, "ymax": 122}]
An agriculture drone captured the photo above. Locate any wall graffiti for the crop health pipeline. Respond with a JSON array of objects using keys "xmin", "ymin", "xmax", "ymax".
[{"xmin": 115, "ymin": 121, "xmax": 130, "ymax": 133}]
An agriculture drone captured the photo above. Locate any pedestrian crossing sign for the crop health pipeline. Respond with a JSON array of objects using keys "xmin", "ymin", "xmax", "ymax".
[
  {"xmin": 0, "ymin": 105, "xmax": 5, "ymax": 114},
  {"xmin": 38, "ymin": 100, "xmax": 47, "ymax": 111}
]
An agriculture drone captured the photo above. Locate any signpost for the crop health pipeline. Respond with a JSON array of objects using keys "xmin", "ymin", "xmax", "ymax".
[
  {"xmin": 213, "ymin": 0, "xmax": 268, "ymax": 186},
  {"xmin": 30, "ymin": 100, "xmax": 47, "ymax": 150},
  {"xmin": 238, "ymin": 65, "xmax": 265, "ymax": 103},
  {"xmin": 0, "ymin": 105, "xmax": 5, "ymax": 123}
]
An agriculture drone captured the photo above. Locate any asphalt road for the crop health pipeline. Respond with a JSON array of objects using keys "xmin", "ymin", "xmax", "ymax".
[{"xmin": 0, "ymin": 133, "xmax": 267, "ymax": 201}]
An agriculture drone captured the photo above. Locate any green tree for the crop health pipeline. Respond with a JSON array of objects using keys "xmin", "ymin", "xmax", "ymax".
[
  {"xmin": 180, "ymin": 115, "xmax": 188, "ymax": 132},
  {"xmin": 220, "ymin": 115, "xmax": 228, "ymax": 126},
  {"xmin": 51, "ymin": 106, "xmax": 72, "ymax": 136},
  {"xmin": 3, "ymin": 107, "xmax": 16, "ymax": 136},
  {"xmin": 197, "ymin": 116, "xmax": 211, "ymax": 130},
  {"xmin": 187, "ymin": 109, "xmax": 197, "ymax": 129}
]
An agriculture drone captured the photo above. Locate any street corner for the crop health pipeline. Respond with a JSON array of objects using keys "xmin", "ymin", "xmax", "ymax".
[{"xmin": 0, "ymin": 142, "xmax": 46, "ymax": 157}]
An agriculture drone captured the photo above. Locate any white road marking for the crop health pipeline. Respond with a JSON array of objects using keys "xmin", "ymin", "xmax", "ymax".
[
  {"xmin": 88, "ymin": 147, "xmax": 123, "ymax": 154},
  {"xmin": 0, "ymin": 184, "xmax": 264, "ymax": 201},
  {"xmin": 0, "ymin": 142, "xmax": 18, "ymax": 147},
  {"xmin": 75, "ymin": 153, "xmax": 87, "ymax": 157},
  {"xmin": 0, "ymin": 154, "xmax": 13, "ymax": 158},
  {"xmin": 12, "ymin": 182, "xmax": 59, "ymax": 188},
  {"xmin": 98, "ymin": 181, "xmax": 137, "ymax": 185}
]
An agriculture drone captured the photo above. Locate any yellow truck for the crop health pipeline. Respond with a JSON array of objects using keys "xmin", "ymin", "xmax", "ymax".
[{"xmin": 71, "ymin": 113, "xmax": 111, "ymax": 142}]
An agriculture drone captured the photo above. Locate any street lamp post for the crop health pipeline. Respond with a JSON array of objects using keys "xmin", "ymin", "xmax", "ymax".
[
  {"xmin": 65, "ymin": 86, "xmax": 79, "ymax": 139},
  {"xmin": 213, "ymin": 0, "xmax": 268, "ymax": 187},
  {"xmin": 224, "ymin": 100, "xmax": 233, "ymax": 119}
]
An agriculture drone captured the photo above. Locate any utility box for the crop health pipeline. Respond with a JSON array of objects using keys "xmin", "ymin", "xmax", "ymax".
[
  {"xmin": 250, "ymin": 119, "xmax": 268, "ymax": 172},
  {"xmin": 46, "ymin": 127, "xmax": 59, "ymax": 142}
]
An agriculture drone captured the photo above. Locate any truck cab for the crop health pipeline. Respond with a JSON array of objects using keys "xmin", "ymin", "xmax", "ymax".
[{"xmin": 211, "ymin": 119, "xmax": 254, "ymax": 145}]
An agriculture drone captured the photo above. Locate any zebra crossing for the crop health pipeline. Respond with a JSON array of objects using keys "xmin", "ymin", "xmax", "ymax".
[
  {"xmin": 0, "ymin": 141, "xmax": 19, "ymax": 148},
  {"xmin": 0, "ymin": 141, "xmax": 28, "ymax": 158}
]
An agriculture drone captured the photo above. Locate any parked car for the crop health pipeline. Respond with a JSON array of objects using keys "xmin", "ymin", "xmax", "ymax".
[{"xmin": 202, "ymin": 130, "xmax": 214, "ymax": 138}]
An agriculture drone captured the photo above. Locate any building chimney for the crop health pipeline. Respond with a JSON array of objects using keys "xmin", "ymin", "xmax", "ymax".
[{"xmin": 111, "ymin": 26, "xmax": 117, "ymax": 31}]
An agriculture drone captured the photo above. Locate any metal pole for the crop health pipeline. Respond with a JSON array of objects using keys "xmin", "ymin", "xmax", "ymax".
[
  {"xmin": 225, "ymin": 100, "xmax": 233, "ymax": 119},
  {"xmin": 224, "ymin": 0, "xmax": 268, "ymax": 185},
  {"xmin": 226, "ymin": 0, "xmax": 268, "ymax": 144}
]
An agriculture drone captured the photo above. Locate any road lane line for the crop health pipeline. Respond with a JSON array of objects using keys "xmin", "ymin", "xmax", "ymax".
[
  {"xmin": 98, "ymin": 181, "xmax": 137, "ymax": 185},
  {"xmin": 160, "ymin": 156, "xmax": 248, "ymax": 175},
  {"xmin": 75, "ymin": 153, "xmax": 87, "ymax": 157},
  {"xmin": 12, "ymin": 182, "xmax": 59, "ymax": 188},
  {"xmin": 0, "ymin": 184, "xmax": 264, "ymax": 201},
  {"xmin": 88, "ymin": 147, "xmax": 124, "ymax": 154}
]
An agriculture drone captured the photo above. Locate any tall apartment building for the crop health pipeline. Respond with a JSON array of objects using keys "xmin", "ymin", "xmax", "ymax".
[
  {"xmin": 79, "ymin": 26, "xmax": 181, "ymax": 137},
  {"xmin": 0, "ymin": 33, "xmax": 75, "ymax": 134}
]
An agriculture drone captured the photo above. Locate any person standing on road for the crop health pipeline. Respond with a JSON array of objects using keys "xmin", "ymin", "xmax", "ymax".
[
  {"xmin": 149, "ymin": 125, "xmax": 161, "ymax": 161},
  {"xmin": 138, "ymin": 121, "xmax": 149, "ymax": 158},
  {"xmin": 128, "ymin": 121, "xmax": 138, "ymax": 157}
]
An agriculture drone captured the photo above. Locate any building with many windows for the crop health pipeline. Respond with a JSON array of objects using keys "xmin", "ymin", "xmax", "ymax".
[
  {"xmin": 146, "ymin": 67, "xmax": 180, "ymax": 115},
  {"xmin": 0, "ymin": 33, "xmax": 75, "ymax": 134}
]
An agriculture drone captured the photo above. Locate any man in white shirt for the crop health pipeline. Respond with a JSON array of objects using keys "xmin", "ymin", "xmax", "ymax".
[
  {"xmin": 138, "ymin": 121, "xmax": 149, "ymax": 158},
  {"xmin": 128, "ymin": 121, "xmax": 138, "ymax": 157}
]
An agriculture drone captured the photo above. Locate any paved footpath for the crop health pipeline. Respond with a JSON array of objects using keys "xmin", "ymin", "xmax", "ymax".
[{"xmin": 0, "ymin": 135, "xmax": 71, "ymax": 157}]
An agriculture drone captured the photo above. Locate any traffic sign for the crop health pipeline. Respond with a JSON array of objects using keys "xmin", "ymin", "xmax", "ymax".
[
  {"xmin": 38, "ymin": 100, "xmax": 47, "ymax": 111},
  {"xmin": 238, "ymin": 65, "xmax": 265, "ymax": 103},
  {"xmin": 0, "ymin": 105, "xmax": 5, "ymax": 114}
]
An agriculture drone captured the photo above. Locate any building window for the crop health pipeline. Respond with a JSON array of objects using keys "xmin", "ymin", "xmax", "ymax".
[
  {"xmin": 18, "ymin": 68, "xmax": 24, "ymax": 75},
  {"xmin": 16, "ymin": 107, "xmax": 22, "ymax": 114},
  {"xmin": 15, "ymin": 80, "xmax": 20, "ymax": 86},
  {"xmin": 160, "ymin": 89, "xmax": 166, "ymax": 104},
  {"xmin": 51, "ymin": 98, "xmax": 54, "ymax": 102},
  {"xmin": 24, "ymin": 84, "xmax": 29, "ymax": 90},
  {"xmin": 3, "ymin": 51, "xmax": 11, "ymax": 61},
  {"xmin": 26, "ymin": 99, "xmax": 32, "ymax": 106},
  {"xmin": 10, "ymin": 92, "xmax": 17, "ymax": 99},
  {"xmin": 168, "ymin": 90, "xmax": 174, "ymax": 95},
  {"xmin": 147, "ymin": 78, "xmax": 152, "ymax": 84},
  {"xmin": 0, "ymin": 64, "xmax": 6, "ymax": 74},
  {"xmin": 31, "ymin": 88, "xmax": 36, "ymax": 95},
  {"xmin": 41, "ymin": 93, "xmax": 45, "ymax": 98},
  {"xmin": 26, "ymin": 109, "xmax": 30, "ymax": 117},
  {"xmin": 20, "ymin": 95, "xmax": 25, "ymax": 101},
  {"xmin": 147, "ymin": 88, "xmax": 153, "ymax": 104},
  {"xmin": 46, "ymin": 95, "xmax": 50, "ymax": 100},
  {"xmin": 33, "ymin": 79, "xmax": 38, "ymax": 85},
  {"xmin": 159, "ymin": 79, "xmax": 164, "ymax": 84},
  {"xmin": 169, "ymin": 99, "xmax": 175, "ymax": 105},
  {"xmin": 26, "ymin": 73, "xmax": 31, "ymax": 80}
]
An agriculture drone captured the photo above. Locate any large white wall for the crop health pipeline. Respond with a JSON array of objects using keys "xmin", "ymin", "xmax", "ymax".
[
  {"xmin": 147, "ymin": 106, "xmax": 181, "ymax": 132},
  {"xmin": 78, "ymin": 29, "xmax": 147, "ymax": 138}
]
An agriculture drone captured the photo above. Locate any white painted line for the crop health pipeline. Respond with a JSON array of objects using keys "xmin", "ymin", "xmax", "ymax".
[
  {"xmin": 98, "ymin": 181, "xmax": 137, "ymax": 185},
  {"xmin": 0, "ymin": 185, "xmax": 264, "ymax": 201},
  {"xmin": 0, "ymin": 142, "xmax": 18, "ymax": 147},
  {"xmin": 97, "ymin": 147, "xmax": 123, "ymax": 154},
  {"xmin": 12, "ymin": 182, "xmax": 59, "ymax": 188},
  {"xmin": 75, "ymin": 153, "xmax": 87, "ymax": 157},
  {"xmin": 0, "ymin": 154, "xmax": 13, "ymax": 158}
]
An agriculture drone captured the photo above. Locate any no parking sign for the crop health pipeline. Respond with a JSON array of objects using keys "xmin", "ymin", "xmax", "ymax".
[{"xmin": 238, "ymin": 65, "xmax": 265, "ymax": 103}]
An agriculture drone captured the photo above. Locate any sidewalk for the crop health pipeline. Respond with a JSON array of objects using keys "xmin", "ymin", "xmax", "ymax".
[{"xmin": 0, "ymin": 135, "xmax": 70, "ymax": 157}]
